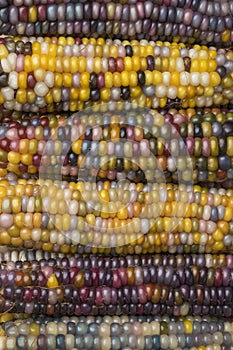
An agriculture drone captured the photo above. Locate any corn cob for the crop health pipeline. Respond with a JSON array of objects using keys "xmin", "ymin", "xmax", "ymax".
[
  {"xmin": 0, "ymin": 37, "xmax": 233, "ymax": 112},
  {"xmin": 1, "ymin": 107, "xmax": 233, "ymax": 186},
  {"xmin": 2, "ymin": 316, "xmax": 233, "ymax": 349},
  {"xmin": 0, "ymin": 0, "xmax": 232, "ymax": 46},
  {"xmin": 0, "ymin": 254, "xmax": 232, "ymax": 288},
  {"xmin": 1, "ymin": 288, "xmax": 233, "ymax": 316},
  {"xmin": 0, "ymin": 255, "xmax": 233, "ymax": 317},
  {"xmin": 0, "ymin": 179, "xmax": 233, "ymax": 253}
]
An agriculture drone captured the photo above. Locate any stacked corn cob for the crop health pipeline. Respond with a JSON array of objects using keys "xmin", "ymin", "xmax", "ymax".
[
  {"xmin": 0, "ymin": 179, "xmax": 233, "ymax": 254},
  {"xmin": 0, "ymin": 37, "xmax": 233, "ymax": 113},
  {"xmin": 0, "ymin": 108, "xmax": 233, "ymax": 186},
  {"xmin": 1, "ymin": 315, "xmax": 233, "ymax": 349},
  {"xmin": 1, "ymin": 0, "xmax": 233, "ymax": 348},
  {"xmin": 0, "ymin": 255, "xmax": 233, "ymax": 317},
  {"xmin": 0, "ymin": 0, "xmax": 232, "ymax": 45}
]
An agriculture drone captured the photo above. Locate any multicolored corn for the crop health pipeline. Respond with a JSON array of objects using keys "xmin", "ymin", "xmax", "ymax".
[
  {"xmin": 1, "ymin": 37, "xmax": 233, "ymax": 112},
  {"xmin": 1, "ymin": 315, "xmax": 233, "ymax": 349},
  {"xmin": 0, "ymin": 179, "xmax": 233, "ymax": 253},
  {"xmin": 0, "ymin": 0, "xmax": 232, "ymax": 46},
  {"xmin": 0, "ymin": 107, "xmax": 233, "ymax": 186},
  {"xmin": 0, "ymin": 255, "xmax": 232, "ymax": 317},
  {"xmin": 0, "ymin": 253, "xmax": 233, "ymax": 287}
]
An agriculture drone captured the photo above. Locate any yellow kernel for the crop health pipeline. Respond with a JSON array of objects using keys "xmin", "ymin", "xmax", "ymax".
[
  {"xmin": 170, "ymin": 72, "xmax": 180, "ymax": 86},
  {"xmin": 153, "ymin": 71, "xmax": 162, "ymax": 85},
  {"xmin": 159, "ymin": 97, "xmax": 167, "ymax": 108},
  {"xmin": 129, "ymin": 71, "xmax": 137, "ymax": 87},
  {"xmin": 224, "ymin": 207, "xmax": 232, "ymax": 222},
  {"xmin": 70, "ymin": 57, "xmax": 79, "ymax": 74},
  {"xmin": 18, "ymin": 72, "xmax": 27, "ymax": 89},
  {"xmin": 48, "ymin": 43, "xmax": 57, "ymax": 56},
  {"xmin": 29, "ymin": 323, "xmax": 40, "ymax": 336},
  {"xmin": 221, "ymin": 30, "xmax": 230, "ymax": 43},
  {"xmin": 78, "ymin": 57, "xmax": 86, "ymax": 72},
  {"xmin": 0, "ymin": 44, "xmax": 8, "ymax": 59},
  {"xmin": 208, "ymin": 59, "xmax": 217, "ymax": 72},
  {"xmin": 70, "ymin": 87, "xmax": 79, "ymax": 101},
  {"xmin": 140, "ymin": 57, "xmax": 147, "ymax": 71},
  {"xmin": 170, "ymin": 47, "xmax": 179, "ymax": 58},
  {"xmin": 27, "ymin": 90, "xmax": 35, "ymax": 104},
  {"xmin": 28, "ymin": 5, "xmax": 37, "ymax": 22},
  {"xmin": 86, "ymin": 214, "xmax": 96, "ymax": 226},
  {"xmin": 124, "ymin": 57, "xmax": 132, "ymax": 71},
  {"xmin": 63, "ymin": 57, "xmax": 70, "ymax": 73},
  {"xmin": 79, "ymin": 88, "xmax": 90, "ymax": 101},
  {"xmin": 95, "ymin": 45, "xmax": 103, "ymax": 57},
  {"xmin": 190, "ymin": 59, "xmax": 199, "ymax": 72},
  {"xmin": 32, "ymin": 42, "xmax": 41, "ymax": 55},
  {"xmin": 161, "ymin": 57, "xmax": 169, "ymax": 71},
  {"xmin": 58, "ymin": 37, "xmax": 67, "ymax": 46},
  {"xmin": 44, "ymin": 90, "xmax": 53, "ymax": 104},
  {"xmin": 70, "ymin": 101, "xmax": 78, "ymax": 111},
  {"xmin": 100, "ymin": 88, "xmax": 110, "ymax": 101},
  {"xmin": 113, "ymin": 72, "xmax": 122, "ymax": 87},
  {"xmin": 105, "ymin": 72, "xmax": 113, "ymax": 88},
  {"xmin": 204, "ymin": 86, "xmax": 214, "ymax": 97},
  {"xmin": 145, "ymin": 45, "xmax": 153, "ymax": 56},
  {"xmin": 208, "ymin": 50, "xmax": 217, "ymax": 59},
  {"xmin": 132, "ymin": 56, "xmax": 140, "ymax": 71},
  {"xmin": 63, "ymin": 73, "xmax": 72, "ymax": 87},
  {"xmin": 121, "ymin": 71, "xmax": 129, "ymax": 86},
  {"xmin": 31, "ymin": 54, "xmax": 40, "ymax": 70},
  {"xmin": 99, "ymin": 189, "xmax": 110, "ymax": 202},
  {"xmin": 210, "ymin": 72, "xmax": 221, "ymax": 86},
  {"xmin": 184, "ymin": 218, "xmax": 192, "ymax": 233},
  {"xmin": 40, "ymin": 54, "xmax": 48, "ymax": 70},
  {"xmin": 55, "ymin": 57, "xmax": 63, "ymax": 73},
  {"xmin": 199, "ymin": 59, "xmax": 208, "ymax": 72},
  {"xmin": 213, "ymin": 241, "xmax": 224, "ymax": 251},
  {"xmin": 109, "ymin": 45, "xmax": 118, "ymax": 58},
  {"xmin": 80, "ymin": 72, "xmax": 90, "ymax": 88},
  {"xmin": 19, "ymin": 139, "xmax": 29, "ymax": 154},
  {"xmin": 16, "ymin": 89, "xmax": 27, "ymax": 104},
  {"xmin": 145, "ymin": 70, "xmax": 152, "ymax": 85},
  {"xmin": 21, "ymin": 154, "xmax": 32, "ymax": 166},
  {"xmin": 47, "ymin": 274, "xmax": 59, "ymax": 288},
  {"xmin": 67, "ymin": 37, "xmax": 75, "ymax": 46},
  {"xmin": 168, "ymin": 57, "xmax": 176, "ymax": 72},
  {"xmin": 193, "ymin": 232, "xmax": 201, "ymax": 244},
  {"xmin": 130, "ymin": 86, "xmax": 141, "ymax": 98},
  {"xmin": 72, "ymin": 140, "xmax": 82, "ymax": 155},
  {"xmin": 184, "ymin": 320, "xmax": 193, "ymax": 334},
  {"xmin": 117, "ymin": 206, "xmax": 128, "ymax": 220},
  {"xmin": 94, "ymin": 57, "xmax": 102, "ymax": 74},
  {"xmin": 54, "ymin": 73, "xmax": 63, "ymax": 87},
  {"xmin": 24, "ymin": 56, "xmax": 32, "ymax": 73},
  {"xmin": 97, "ymin": 38, "xmax": 105, "ymax": 46},
  {"xmin": 177, "ymin": 86, "xmax": 187, "ymax": 99},
  {"xmin": 213, "ymin": 229, "xmax": 223, "ymax": 242},
  {"xmin": 62, "ymin": 214, "xmax": 70, "ymax": 231}
]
